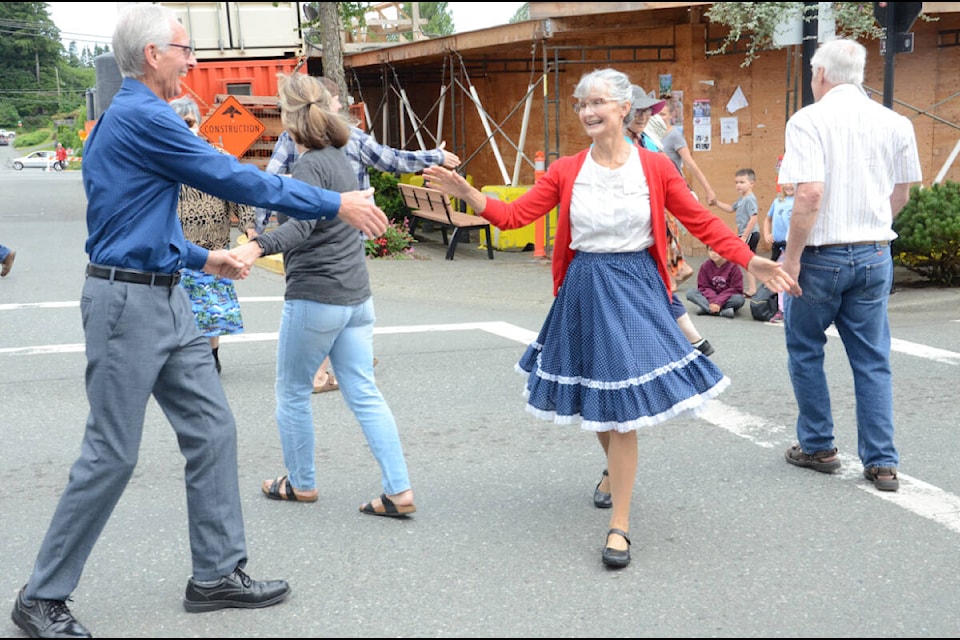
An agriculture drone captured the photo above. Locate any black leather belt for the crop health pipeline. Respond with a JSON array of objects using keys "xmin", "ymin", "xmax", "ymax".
[
  {"xmin": 86, "ymin": 264, "xmax": 182, "ymax": 287},
  {"xmin": 812, "ymin": 240, "xmax": 889, "ymax": 249}
]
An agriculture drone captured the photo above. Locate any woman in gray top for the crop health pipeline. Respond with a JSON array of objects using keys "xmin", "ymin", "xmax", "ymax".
[{"xmin": 235, "ymin": 73, "xmax": 416, "ymax": 517}]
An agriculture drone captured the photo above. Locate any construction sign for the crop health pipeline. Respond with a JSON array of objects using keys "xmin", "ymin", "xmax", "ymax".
[{"xmin": 198, "ymin": 95, "xmax": 265, "ymax": 158}]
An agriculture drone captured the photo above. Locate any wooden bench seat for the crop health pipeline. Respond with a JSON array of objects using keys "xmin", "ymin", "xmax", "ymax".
[{"xmin": 398, "ymin": 183, "xmax": 494, "ymax": 260}]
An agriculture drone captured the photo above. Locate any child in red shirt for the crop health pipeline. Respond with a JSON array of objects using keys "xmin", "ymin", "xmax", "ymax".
[{"xmin": 685, "ymin": 246, "xmax": 746, "ymax": 318}]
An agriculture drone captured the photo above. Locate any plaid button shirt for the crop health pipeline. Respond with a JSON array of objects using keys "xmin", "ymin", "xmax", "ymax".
[{"xmin": 254, "ymin": 128, "xmax": 445, "ymax": 232}]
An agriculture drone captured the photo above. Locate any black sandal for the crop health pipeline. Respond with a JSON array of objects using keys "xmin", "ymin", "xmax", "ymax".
[
  {"xmin": 261, "ymin": 475, "xmax": 318, "ymax": 502},
  {"xmin": 359, "ymin": 493, "xmax": 417, "ymax": 517},
  {"xmin": 593, "ymin": 469, "xmax": 612, "ymax": 509}
]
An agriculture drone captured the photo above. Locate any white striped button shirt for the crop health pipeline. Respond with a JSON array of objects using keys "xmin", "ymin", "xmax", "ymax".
[{"xmin": 778, "ymin": 84, "xmax": 922, "ymax": 246}]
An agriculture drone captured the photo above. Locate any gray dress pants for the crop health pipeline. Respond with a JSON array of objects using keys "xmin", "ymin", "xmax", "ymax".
[{"xmin": 25, "ymin": 275, "xmax": 247, "ymax": 600}]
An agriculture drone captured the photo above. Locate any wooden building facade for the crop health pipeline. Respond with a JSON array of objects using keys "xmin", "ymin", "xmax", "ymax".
[{"xmin": 333, "ymin": 2, "xmax": 960, "ymax": 251}]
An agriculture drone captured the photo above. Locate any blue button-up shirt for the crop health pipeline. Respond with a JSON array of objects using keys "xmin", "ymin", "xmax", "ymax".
[{"xmin": 83, "ymin": 78, "xmax": 343, "ymax": 273}]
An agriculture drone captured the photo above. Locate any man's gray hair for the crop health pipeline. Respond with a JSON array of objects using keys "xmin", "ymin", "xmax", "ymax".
[
  {"xmin": 113, "ymin": 4, "xmax": 179, "ymax": 79},
  {"xmin": 810, "ymin": 38, "xmax": 866, "ymax": 87}
]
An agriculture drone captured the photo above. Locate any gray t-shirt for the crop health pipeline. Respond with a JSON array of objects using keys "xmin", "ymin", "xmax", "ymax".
[
  {"xmin": 660, "ymin": 128, "xmax": 686, "ymax": 175},
  {"xmin": 734, "ymin": 192, "xmax": 759, "ymax": 236},
  {"xmin": 253, "ymin": 146, "xmax": 370, "ymax": 306}
]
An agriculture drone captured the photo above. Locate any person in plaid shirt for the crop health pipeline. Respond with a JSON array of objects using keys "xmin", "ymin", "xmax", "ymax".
[
  {"xmin": 252, "ymin": 77, "xmax": 460, "ymax": 234},
  {"xmin": 250, "ymin": 76, "xmax": 460, "ymax": 393}
]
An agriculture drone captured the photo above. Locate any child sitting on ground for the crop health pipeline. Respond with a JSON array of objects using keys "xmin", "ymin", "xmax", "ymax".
[{"xmin": 685, "ymin": 245, "xmax": 746, "ymax": 318}]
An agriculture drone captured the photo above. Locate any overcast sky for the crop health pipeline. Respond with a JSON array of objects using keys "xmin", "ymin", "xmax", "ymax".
[{"xmin": 47, "ymin": 2, "xmax": 528, "ymax": 47}]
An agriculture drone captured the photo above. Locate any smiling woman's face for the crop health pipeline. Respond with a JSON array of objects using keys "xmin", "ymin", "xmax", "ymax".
[
  {"xmin": 576, "ymin": 89, "xmax": 628, "ymax": 142},
  {"xmin": 627, "ymin": 107, "xmax": 652, "ymax": 137}
]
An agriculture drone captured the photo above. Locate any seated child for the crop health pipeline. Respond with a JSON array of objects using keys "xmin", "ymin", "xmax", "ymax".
[{"xmin": 685, "ymin": 246, "xmax": 746, "ymax": 318}]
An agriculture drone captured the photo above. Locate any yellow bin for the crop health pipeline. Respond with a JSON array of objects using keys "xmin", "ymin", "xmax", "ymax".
[{"xmin": 479, "ymin": 185, "xmax": 557, "ymax": 251}]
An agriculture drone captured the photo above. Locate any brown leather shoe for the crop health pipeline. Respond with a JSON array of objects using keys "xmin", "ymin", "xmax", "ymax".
[{"xmin": 1, "ymin": 250, "xmax": 15, "ymax": 277}]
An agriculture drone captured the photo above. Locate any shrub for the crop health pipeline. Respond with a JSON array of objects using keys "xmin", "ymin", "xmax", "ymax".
[
  {"xmin": 365, "ymin": 218, "xmax": 417, "ymax": 259},
  {"xmin": 367, "ymin": 168, "xmax": 411, "ymax": 224},
  {"xmin": 892, "ymin": 181, "xmax": 960, "ymax": 286},
  {"xmin": 12, "ymin": 128, "xmax": 52, "ymax": 149}
]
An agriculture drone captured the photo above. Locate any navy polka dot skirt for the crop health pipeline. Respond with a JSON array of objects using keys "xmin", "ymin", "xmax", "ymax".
[{"xmin": 517, "ymin": 250, "xmax": 729, "ymax": 432}]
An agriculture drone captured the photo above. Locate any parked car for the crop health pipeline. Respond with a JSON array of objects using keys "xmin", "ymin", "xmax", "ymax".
[
  {"xmin": 0, "ymin": 137, "xmax": 8, "ymax": 146},
  {"xmin": 11, "ymin": 150, "xmax": 62, "ymax": 171}
]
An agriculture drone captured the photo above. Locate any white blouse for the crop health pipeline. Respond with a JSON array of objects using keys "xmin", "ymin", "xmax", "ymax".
[{"xmin": 569, "ymin": 146, "xmax": 654, "ymax": 253}]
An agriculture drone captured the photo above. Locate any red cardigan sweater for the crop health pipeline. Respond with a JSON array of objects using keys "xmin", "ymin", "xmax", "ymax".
[{"xmin": 481, "ymin": 147, "xmax": 755, "ymax": 297}]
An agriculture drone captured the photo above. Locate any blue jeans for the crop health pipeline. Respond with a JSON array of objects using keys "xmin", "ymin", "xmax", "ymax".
[
  {"xmin": 275, "ymin": 297, "xmax": 410, "ymax": 494},
  {"xmin": 783, "ymin": 242, "xmax": 898, "ymax": 469},
  {"xmin": 0, "ymin": 243, "xmax": 10, "ymax": 262}
]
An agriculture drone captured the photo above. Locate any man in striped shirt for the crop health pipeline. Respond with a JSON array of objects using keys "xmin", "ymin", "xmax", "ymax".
[{"xmin": 777, "ymin": 38, "xmax": 922, "ymax": 493}]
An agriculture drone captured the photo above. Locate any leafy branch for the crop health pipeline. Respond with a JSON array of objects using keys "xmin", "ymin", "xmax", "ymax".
[{"xmin": 705, "ymin": 2, "xmax": 888, "ymax": 67}]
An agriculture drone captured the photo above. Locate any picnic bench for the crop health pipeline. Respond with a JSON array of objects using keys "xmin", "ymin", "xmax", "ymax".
[{"xmin": 398, "ymin": 183, "xmax": 494, "ymax": 260}]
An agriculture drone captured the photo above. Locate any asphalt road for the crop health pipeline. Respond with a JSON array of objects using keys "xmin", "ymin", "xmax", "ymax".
[{"xmin": 2, "ymin": 149, "xmax": 960, "ymax": 638}]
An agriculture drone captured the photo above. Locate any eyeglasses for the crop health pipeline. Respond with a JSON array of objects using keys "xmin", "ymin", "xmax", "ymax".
[
  {"xmin": 166, "ymin": 43, "xmax": 193, "ymax": 57},
  {"xmin": 573, "ymin": 98, "xmax": 616, "ymax": 114},
  {"xmin": 632, "ymin": 108, "xmax": 652, "ymax": 122}
]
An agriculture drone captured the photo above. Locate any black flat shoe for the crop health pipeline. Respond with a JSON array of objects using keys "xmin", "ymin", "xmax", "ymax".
[
  {"xmin": 593, "ymin": 469, "xmax": 612, "ymax": 509},
  {"xmin": 601, "ymin": 528, "xmax": 631, "ymax": 568}
]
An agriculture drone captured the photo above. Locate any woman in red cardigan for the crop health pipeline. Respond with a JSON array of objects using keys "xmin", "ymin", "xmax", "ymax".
[{"xmin": 423, "ymin": 68, "xmax": 792, "ymax": 569}]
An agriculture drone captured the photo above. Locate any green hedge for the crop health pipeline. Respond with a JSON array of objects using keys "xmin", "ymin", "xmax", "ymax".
[{"xmin": 893, "ymin": 181, "xmax": 960, "ymax": 286}]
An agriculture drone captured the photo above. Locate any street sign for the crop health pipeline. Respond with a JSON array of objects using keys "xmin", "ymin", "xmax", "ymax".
[
  {"xmin": 198, "ymin": 95, "xmax": 266, "ymax": 157},
  {"xmin": 880, "ymin": 33, "xmax": 915, "ymax": 55}
]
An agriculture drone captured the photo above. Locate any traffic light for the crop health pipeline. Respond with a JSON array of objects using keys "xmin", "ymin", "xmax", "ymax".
[{"xmin": 873, "ymin": 2, "xmax": 921, "ymax": 34}]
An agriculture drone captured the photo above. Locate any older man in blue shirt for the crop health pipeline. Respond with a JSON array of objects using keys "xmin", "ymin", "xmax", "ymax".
[{"xmin": 10, "ymin": 4, "xmax": 389, "ymax": 639}]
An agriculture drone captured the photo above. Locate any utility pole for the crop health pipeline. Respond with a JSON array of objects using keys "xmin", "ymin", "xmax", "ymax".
[{"xmin": 801, "ymin": 2, "xmax": 818, "ymax": 107}]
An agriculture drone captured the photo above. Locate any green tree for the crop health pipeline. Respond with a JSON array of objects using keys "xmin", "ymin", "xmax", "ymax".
[
  {"xmin": 510, "ymin": 3, "xmax": 530, "ymax": 24},
  {"xmin": 66, "ymin": 41, "xmax": 80, "ymax": 67},
  {"xmin": 705, "ymin": 2, "xmax": 891, "ymax": 67},
  {"xmin": 302, "ymin": 2, "xmax": 453, "ymax": 99},
  {"xmin": 0, "ymin": 2, "xmax": 62, "ymax": 121},
  {"xmin": 404, "ymin": 2, "xmax": 453, "ymax": 38}
]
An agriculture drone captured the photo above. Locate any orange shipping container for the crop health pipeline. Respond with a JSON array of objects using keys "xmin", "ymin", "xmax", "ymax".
[
  {"xmin": 178, "ymin": 59, "xmax": 306, "ymax": 168},
  {"xmin": 179, "ymin": 59, "xmax": 306, "ymax": 115}
]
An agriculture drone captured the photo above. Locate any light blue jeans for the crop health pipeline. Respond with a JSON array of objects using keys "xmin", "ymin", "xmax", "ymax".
[
  {"xmin": 783, "ymin": 242, "xmax": 898, "ymax": 469},
  {"xmin": 275, "ymin": 297, "xmax": 410, "ymax": 494},
  {"xmin": 0, "ymin": 243, "xmax": 11, "ymax": 262}
]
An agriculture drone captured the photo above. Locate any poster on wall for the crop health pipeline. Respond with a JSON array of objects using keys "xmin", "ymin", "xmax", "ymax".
[
  {"xmin": 693, "ymin": 99, "xmax": 711, "ymax": 151},
  {"xmin": 720, "ymin": 116, "xmax": 739, "ymax": 144},
  {"xmin": 659, "ymin": 74, "xmax": 673, "ymax": 97},
  {"xmin": 669, "ymin": 90, "xmax": 684, "ymax": 132}
]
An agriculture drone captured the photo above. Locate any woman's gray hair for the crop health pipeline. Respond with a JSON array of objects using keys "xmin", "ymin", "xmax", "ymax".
[
  {"xmin": 278, "ymin": 73, "xmax": 351, "ymax": 150},
  {"xmin": 573, "ymin": 68, "xmax": 632, "ymax": 104},
  {"xmin": 169, "ymin": 96, "xmax": 200, "ymax": 125},
  {"xmin": 810, "ymin": 38, "xmax": 866, "ymax": 86},
  {"xmin": 113, "ymin": 4, "xmax": 179, "ymax": 79},
  {"xmin": 628, "ymin": 85, "xmax": 647, "ymax": 125}
]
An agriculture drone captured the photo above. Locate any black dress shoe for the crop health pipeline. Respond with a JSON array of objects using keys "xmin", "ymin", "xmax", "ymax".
[
  {"xmin": 601, "ymin": 528, "xmax": 632, "ymax": 568},
  {"xmin": 11, "ymin": 586, "xmax": 91, "ymax": 638},
  {"xmin": 183, "ymin": 567, "xmax": 291, "ymax": 613},
  {"xmin": 593, "ymin": 469, "xmax": 612, "ymax": 509}
]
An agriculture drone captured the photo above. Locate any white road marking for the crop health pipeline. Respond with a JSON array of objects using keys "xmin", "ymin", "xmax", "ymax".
[
  {"xmin": 697, "ymin": 402, "xmax": 960, "ymax": 535},
  {"xmin": 3, "ymin": 313, "xmax": 960, "ymax": 535},
  {"xmin": 764, "ymin": 323, "xmax": 960, "ymax": 366}
]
